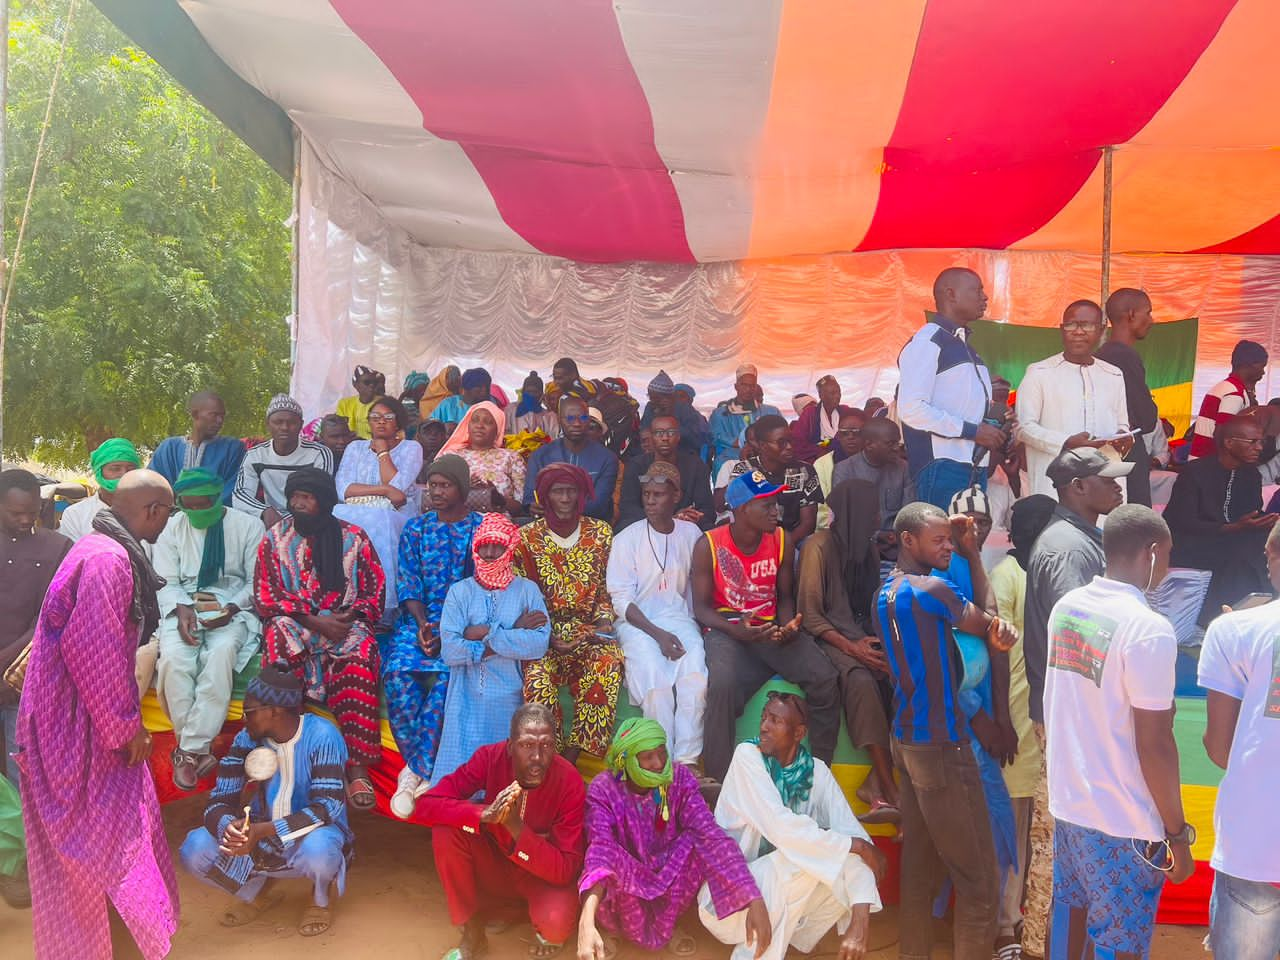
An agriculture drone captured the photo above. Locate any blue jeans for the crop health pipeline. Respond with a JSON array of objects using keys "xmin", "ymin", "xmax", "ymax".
[
  {"xmin": 1209, "ymin": 871, "xmax": 1280, "ymax": 960},
  {"xmin": 914, "ymin": 458, "xmax": 984, "ymax": 511},
  {"xmin": 180, "ymin": 824, "xmax": 347, "ymax": 908}
]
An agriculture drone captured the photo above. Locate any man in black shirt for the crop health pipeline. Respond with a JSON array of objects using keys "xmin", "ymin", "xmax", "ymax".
[
  {"xmin": 729, "ymin": 414, "xmax": 823, "ymax": 542},
  {"xmin": 1095, "ymin": 288, "xmax": 1158, "ymax": 505},
  {"xmin": 616, "ymin": 414, "xmax": 714, "ymax": 530}
]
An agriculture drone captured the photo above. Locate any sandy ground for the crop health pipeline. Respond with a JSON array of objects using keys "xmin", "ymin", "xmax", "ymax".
[{"xmin": 0, "ymin": 795, "xmax": 1208, "ymax": 959}]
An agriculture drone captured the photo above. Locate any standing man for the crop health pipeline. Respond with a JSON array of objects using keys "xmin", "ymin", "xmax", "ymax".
[
  {"xmin": 1016, "ymin": 301, "xmax": 1131, "ymax": 498},
  {"xmin": 18, "ymin": 470, "xmax": 179, "ymax": 960},
  {"xmin": 875, "ymin": 502, "xmax": 1018, "ymax": 960},
  {"xmin": 58, "ymin": 437, "xmax": 143, "ymax": 542},
  {"xmin": 693, "ymin": 472, "xmax": 840, "ymax": 783},
  {"xmin": 1191, "ymin": 339, "xmax": 1269, "ymax": 458},
  {"xmin": 522, "ymin": 395, "xmax": 619, "ymax": 523},
  {"xmin": 790, "ymin": 374, "xmax": 854, "ymax": 464},
  {"xmin": 642, "ymin": 370, "xmax": 707, "ymax": 459},
  {"xmin": 832, "ymin": 416, "xmax": 913, "ymax": 530},
  {"xmin": 233, "ymin": 393, "xmax": 333, "ymax": 527},
  {"xmin": 1095, "ymin": 288, "xmax": 1158, "ymax": 506},
  {"xmin": 150, "ymin": 389, "xmax": 245, "ymax": 504},
  {"xmin": 616, "ymin": 413, "xmax": 714, "ymax": 530},
  {"xmin": 728, "ymin": 414, "xmax": 824, "ymax": 543},
  {"xmin": 1044, "ymin": 505, "xmax": 1192, "ymax": 959},
  {"xmin": 155, "ymin": 468, "xmax": 264, "ymax": 791},
  {"xmin": 709, "ymin": 364, "xmax": 782, "ymax": 475},
  {"xmin": 1199, "ymin": 523, "xmax": 1280, "ymax": 960},
  {"xmin": 1021, "ymin": 448, "xmax": 1130, "ymax": 959},
  {"xmin": 898, "ymin": 268, "xmax": 1005, "ymax": 509},
  {"xmin": 606, "ymin": 463, "xmax": 707, "ymax": 770}
]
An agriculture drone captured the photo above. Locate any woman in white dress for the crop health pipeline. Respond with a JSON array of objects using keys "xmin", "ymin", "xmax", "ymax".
[{"xmin": 333, "ymin": 395, "xmax": 422, "ymax": 612}]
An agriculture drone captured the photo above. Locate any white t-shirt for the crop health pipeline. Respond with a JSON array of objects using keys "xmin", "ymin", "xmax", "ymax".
[
  {"xmin": 1044, "ymin": 576, "xmax": 1177, "ymax": 841},
  {"xmin": 1198, "ymin": 600, "xmax": 1280, "ymax": 882}
]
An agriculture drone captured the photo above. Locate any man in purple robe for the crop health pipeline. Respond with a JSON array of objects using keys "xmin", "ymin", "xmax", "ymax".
[
  {"xmin": 577, "ymin": 717, "xmax": 769, "ymax": 958},
  {"xmin": 17, "ymin": 470, "xmax": 180, "ymax": 959}
]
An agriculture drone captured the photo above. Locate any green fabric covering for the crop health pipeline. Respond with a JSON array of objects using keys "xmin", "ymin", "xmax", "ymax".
[
  {"xmin": 0, "ymin": 775, "xmax": 25, "ymax": 876},
  {"xmin": 1172, "ymin": 697, "xmax": 1223, "ymax": 789}
]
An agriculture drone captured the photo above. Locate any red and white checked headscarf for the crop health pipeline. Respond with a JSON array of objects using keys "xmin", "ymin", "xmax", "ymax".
[{"xmin": 473, "ymin": 512, "xmax": 521, "ymax": 591}]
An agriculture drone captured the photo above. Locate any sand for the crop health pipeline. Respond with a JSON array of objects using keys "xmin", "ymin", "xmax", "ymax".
[{"xmin": 0, "ymin": 795, "xmax": 1208, "ymax": 959}]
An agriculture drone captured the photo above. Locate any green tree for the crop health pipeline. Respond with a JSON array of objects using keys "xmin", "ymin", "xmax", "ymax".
[{"xmin": 2, "ymin": 0, "xmax": 291, "ymax": 467}]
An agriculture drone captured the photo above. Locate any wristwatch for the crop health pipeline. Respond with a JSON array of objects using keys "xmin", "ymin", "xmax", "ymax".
[{"xmin": 1166, "ymin": 823, "xmax": 1196, "ymax": 846}]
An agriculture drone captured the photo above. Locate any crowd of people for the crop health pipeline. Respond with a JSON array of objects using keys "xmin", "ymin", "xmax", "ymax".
[{"xmin": 1, "ymin": 266, "xmax": 1278, "ymax": 960}]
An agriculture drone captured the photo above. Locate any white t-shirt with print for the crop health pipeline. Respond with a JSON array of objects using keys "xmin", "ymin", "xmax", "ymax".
[
  {"xmin": 1044, "ymin": 576, "xmax": 1177, "ymax": 841},
  {"xmin": 1198, "ymin": 600, "xmax": 1280, "ymax": 882}
]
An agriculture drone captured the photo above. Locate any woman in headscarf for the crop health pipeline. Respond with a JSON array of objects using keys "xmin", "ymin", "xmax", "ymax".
[
  {"xmin": 508, "ymin": 370, "xmax": 560, "ymax": 437},
  {"xmin": 332, "ymin": 395, "xmax": 422, "ymax": 611},
  {"xmin": 987, "ymin": 493, "xmax": 1056, "ymax": 959},
  {"xmin": 515, "ymin": 463, "xmax": 620, "ymax": 764},
  {"xmin": 254, "ymin": 467, "xmax": 385, "ymax": 810},
  {"xmin": 796, "ymin": 478, "xmax": 899, "ymax": 819},
  {"xmin": 433, "ymin": 513, "xmax": 551, "ymax": 783},
  {"xmin": 438, "ymin": 400, "xmax": 526, "ymax": 515},
  {"xmin": 577, "ymin": 718, "xmax": 766, "ymax": 958},
  {"xmin": 418, "ymin": 365, "xmax": 460, "ymax": 419}
]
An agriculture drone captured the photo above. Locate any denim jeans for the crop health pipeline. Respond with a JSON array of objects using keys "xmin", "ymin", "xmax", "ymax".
[
  {"xmin": 1209, "ymin": 871, "xmax": 1280, "ymax": 960},
  {"xmin": 914, "ymin": 458, "xmax": 985, "ymax": 511}
]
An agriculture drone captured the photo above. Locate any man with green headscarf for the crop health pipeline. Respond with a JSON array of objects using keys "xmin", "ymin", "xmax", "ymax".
[
  {"xmin": 58, "ymin": 436, "xmax": 143, "ymax": 543},
  {"xmin": 578, "ymin": 717, "xmax": 767, "ymax": 959},
  {"xmin": 153, "ymin": 467, "xmax": 265, "ymax": 791}
]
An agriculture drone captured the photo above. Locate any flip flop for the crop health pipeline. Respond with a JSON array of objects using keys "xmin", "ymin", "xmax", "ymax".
[
  {"xmin": 527, "ymin": 933, "xmax": 565, "ymax": 959},
  {"xmin": 299, "ymin": 904, "xmax": 331, "ymax": 937},
  {"xmin": 666, "ymin": 930, "xmax": 697, "ymax": 957},
  {"xmin": 347, "ymin": 774, "xmax": 377, "ymax": 811},
  {"xmin": 219, "ymin": 888, "xmax": 285, "ymax": 927},
  {"xmin": 858, "ymin": 799, "xmax": 901, "ymax": 825}
]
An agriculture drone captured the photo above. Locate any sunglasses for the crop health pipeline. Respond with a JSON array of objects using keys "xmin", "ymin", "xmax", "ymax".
[
  {"xmin": 765, "ymin": 689, "xmax": 809, "ymax": 724},
  {"xmin": 562, "ymin": 414, "xmax": 591, "ymax": 424},
  {"xmin": 652, "ymin": 429, "xmax": 679, "ymax": 438}
]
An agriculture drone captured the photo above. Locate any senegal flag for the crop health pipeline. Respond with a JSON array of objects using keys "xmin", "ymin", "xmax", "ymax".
[{"xmin": 967, "ymin": 317, "xmax": 1200, "ymax": 436}]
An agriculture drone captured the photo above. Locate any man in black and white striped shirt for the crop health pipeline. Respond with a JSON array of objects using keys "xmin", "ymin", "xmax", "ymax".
[{"xmin": 232, "ymin": 394, "xmax": 333, "ymax": 528}]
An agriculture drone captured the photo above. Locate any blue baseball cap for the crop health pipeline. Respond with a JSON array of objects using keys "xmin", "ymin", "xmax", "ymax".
[{"xmin": 726, "ymin": 470, "xmax": 785, "ymax": 510}]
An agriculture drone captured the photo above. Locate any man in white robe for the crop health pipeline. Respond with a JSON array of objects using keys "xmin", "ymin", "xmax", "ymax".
[
  {"xmin": 605, "ymin": 461, "xmax": 707, "ymax": 766},
  {"xmin": 153, "ymin": 467, "xmax": 264, "ymax": 790},
  {"xmin": 701, "ymin": 693, "xmax": 884, "ymax": 960}
]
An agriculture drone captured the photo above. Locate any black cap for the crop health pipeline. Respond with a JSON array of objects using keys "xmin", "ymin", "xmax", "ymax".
[{"xmin": 1046, "ymin": 448, "xmax": 1135, "ymax": 488}]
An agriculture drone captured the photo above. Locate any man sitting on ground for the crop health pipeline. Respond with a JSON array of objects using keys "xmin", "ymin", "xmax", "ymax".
[
  {"xmin": 254, "ymin": 467, "xmax": 385, "ymax": 811},
  {"xmin": 578, "ymin": 718, "xmax": 768, "ymax": 958},
  {"xmin": 694, "ymin": 472, "xmax": 840, "ymax": 783},
  {"xmin": 1165, "ymin": 413, "xmax": 1277, "ymax": 624},
  {"xmin": 832, "ymin": 416, "xmax": 913, "ymax": 531},
  {"xmin": 150, "ymin": 390, "xmax": 245, "ymax": 503},
  {"xmin": 58, "ymin": 437, "xmax": 142, "ymax": 542},
  {"xmin": 523, "ymin": 396, "xmax": 619, "ymax": 523},
  {"xmin": 728, "ymin": 414, "xmax": 824, "ymax": 542},
  {"xmin": 606, "ymin": 462, "xmax": 707, "ymax": 771},
  {"xmin": 179, "ymin": 665, "xmax": 352, "ymax": 938},
  {"xmin": 155, "ymin": 468, "xmax": 265, "ymax": 790},
  {"xmin": 616, "ymin": 413, "xmax": 714, "ymax": 531},
  {"xmin": 702, "ymin": 693, "xmax": 885, "ymax": 960},
  {"xmin": 419, "ymin": 703, "xmax": 585, "ymax": 960},
  {"xmin": 1191, "ymin": 339, "xmax": 1267, "ymax": 458},
  {"xmin": 233, "ymin": 394, "xmax": 333, "ymax": 528}
]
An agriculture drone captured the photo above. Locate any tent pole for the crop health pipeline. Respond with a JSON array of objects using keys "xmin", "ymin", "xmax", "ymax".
[
  {"xmin": 0, "ymin": 0, "xmax": 8, "ymax": 457},
  {"xmin": 1101, "ymin": 145, "xmax": 1114, "ymax": 307}
]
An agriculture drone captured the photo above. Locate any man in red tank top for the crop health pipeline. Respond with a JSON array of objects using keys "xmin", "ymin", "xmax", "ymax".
[{"xmin": 692, "ymin": 471, "xmax": 841, "ymax": 783}]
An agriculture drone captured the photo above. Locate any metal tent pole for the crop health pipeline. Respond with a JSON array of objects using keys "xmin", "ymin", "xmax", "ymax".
[{"xmin": 1101, "ymin": 145, "xmax": 1114, "ymax": 307}]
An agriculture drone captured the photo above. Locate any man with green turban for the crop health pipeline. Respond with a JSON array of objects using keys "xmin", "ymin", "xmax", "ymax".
[
  {"xmin": 58, "ymin": 437, "xmax": 143, "ymax": 543},
  {"xmin": 577, "ymin": 717, "xmax": 768, "ymax": 958},
  {"xmin": 153, "ymin": 467, "xmax": 265, "ymax": 791}
]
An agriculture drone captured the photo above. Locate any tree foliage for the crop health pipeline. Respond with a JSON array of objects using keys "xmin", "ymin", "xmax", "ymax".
[{"xmin": 2, "ymin": 0, "xmax": 291, "ymax": 467}]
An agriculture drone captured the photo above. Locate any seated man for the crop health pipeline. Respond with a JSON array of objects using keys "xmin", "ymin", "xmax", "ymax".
[
  {"xmin": 1165, "ymin": 413, "xmax": 1277, "ymax": 624},
  {"xmin": 616, "ymin": 414, "xmax": 714, "ymax": 531},
  {"xmin": 797, "ymin": 479, "xmax": 898, "ymax": 819},
  {"xmin": 149, "ymin": 390, "xmax": 245, "ymax": 503},
  {"xmin": 418, "ymin": 703, "xmax": 584, "ymax": 960},
  {"xmin": 790, "ymin": 374, "xmax": 855, "ymax": 464},
  {"xmin": 709, "ymin": 364, "xmax": 782, "ymax": 475},
  {"xmin": 694, "ymin": 472, "xmax": 840, "ymax": 783},
  {"xmin": 606, "ymin": 462, "xmax": 707, "ymax": 769},
  {"xmin": 832, "ymin": 417, "xmax": 914, "ymax": 531},
  {"xmin": 58, "ymin": 437, "xmax": 142, "ymax": 542},
  {"xmin": 523, "ymin": 396, "xmax": 619, "ymax": 523},
  {"xmin": 701, "ymin": 693, "xmax": 885, "ymax": 960},
  {"xmin": 578, "ymin": 718, "xmax": 768, "ymax": 957},
  {"xmin": 154, "ymin": 468, "xmax": 265, "ymax": 790},
  {"xmin": 179, "ymin": 666, "xmax": 352, "ymax": 938},
  {"xmin": 434, "ymin": 512, "xmax": 551, "ymax": 783},
  {"xmin": 517, "ymin": 464, "xmax": 621, "ymax": 765},
  {"xmin": 384, "ymin": 454, "xmax": 483, "ymax": 818},
  {"xmin": 728, "ymin": 415, "xmax": 824, "ymax": 542},
  {"xmin": 233, "ymin": 393, "xmax": 333, "ymax": 527},
  {"xmin": 814, "ymin": 407, "xmax": 866, "ymax": 530},
  {"xmin": 641, "ymin": 370, "xmax": 708, "ymax": 460},
  {"xmin": 316, "ymin": 413, "xmax": 357, "ymax": 471},
  {"xmin": 254, "ymin": 467, "xmax": 385, "ymax": 811}
]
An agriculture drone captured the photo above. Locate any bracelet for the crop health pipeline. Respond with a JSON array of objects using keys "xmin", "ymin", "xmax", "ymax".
[{"xmin": 376, "ymin": 450, "xmax": 390, "ymax": 459}]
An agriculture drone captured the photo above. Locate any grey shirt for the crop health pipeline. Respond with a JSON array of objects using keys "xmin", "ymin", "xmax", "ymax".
[
  {"xmin": 831, "ymin": 451, "xmax": 914, "ymax": 529},
  {"xmin": 1024, "ymin": 505, "xmax": 1105, "ymax": 723}
]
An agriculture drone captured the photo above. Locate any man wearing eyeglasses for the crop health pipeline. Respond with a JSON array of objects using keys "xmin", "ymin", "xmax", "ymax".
[
  {"xmin": 1165, "ymin": 413, "xmax": 1278, "ymax": 626},
  {"xmin": 522, "ymin": 396, "xmax": 619, "ymax": 523},
  {"xmin": 1016, "ymin": 301, "xmax": 1132, "ymax": 499},
  {"xmin": 832, "ymin": 416, "xmax": 913, "ymax": 532},
  {"xmin": 615, "ymin": 414, "xmax": 714, "ymax": 531}
]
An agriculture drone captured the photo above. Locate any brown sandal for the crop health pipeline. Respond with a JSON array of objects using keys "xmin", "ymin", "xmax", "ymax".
[{"xmin": 299, "ymin": 904, "xmax": 331, "ymax": 936}]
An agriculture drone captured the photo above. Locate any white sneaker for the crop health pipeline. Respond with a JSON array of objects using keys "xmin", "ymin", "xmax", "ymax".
[{"xmin": 390, "ymin": 766, "xmax": 423, "ymax": 820}]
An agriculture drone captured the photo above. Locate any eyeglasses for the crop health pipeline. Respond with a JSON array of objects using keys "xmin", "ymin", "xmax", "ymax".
[
  {"xmin": 837, "ymin": 428, "xmax": 862, "ymax": 437},
  {"xmin": 367, "ymin": 413, "xmax": 397, "ymax": 423},
  {"xmin": 1060, "ymin": 322, "xmax": 1102, "ymax": 333},
  {"xmin": 652, "ymin": 429, "xmax": 678, "ymax": 438},
  {"xmin": 562, "ymin": 414, "xmax": 591, "ymax": 424},
  {"xmin": 1226, "ymin": 436, "xmax": 1263, "ymax": 446}
]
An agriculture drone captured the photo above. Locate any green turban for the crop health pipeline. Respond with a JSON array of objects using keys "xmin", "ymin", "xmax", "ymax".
[
  {"xmin": 89, "ymin": 437, "xmax": 142, "ymax": 492},
  {"xmin": 604, "ymin": 718, "xmax": 673, "ymax": 819},
  {"xmin": 175, "ymin": 467, "xmax": 226, "ymax": 588}
]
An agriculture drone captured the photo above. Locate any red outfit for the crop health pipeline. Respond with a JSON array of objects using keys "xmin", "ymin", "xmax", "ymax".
[
  {"xmin": 417, "ymin": 741, "xmax": 586, "ymax": 943},
  {"xmin": 705, "ymin": 524, "xmax": 786, "ymax": 621}
]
